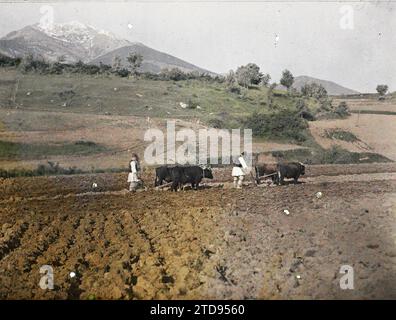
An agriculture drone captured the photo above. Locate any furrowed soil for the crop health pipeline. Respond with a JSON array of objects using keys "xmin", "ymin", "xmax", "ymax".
[{"xmin": 1, "ymin": 164, "xmax": 396, "ymax": 299}]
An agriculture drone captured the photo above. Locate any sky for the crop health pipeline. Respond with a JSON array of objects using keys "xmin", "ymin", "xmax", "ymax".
[{"xmin": 0, "ymin": 0, "xmax": 395, "ymax": 92}]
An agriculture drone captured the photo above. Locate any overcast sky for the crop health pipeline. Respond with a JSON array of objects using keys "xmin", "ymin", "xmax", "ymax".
[{"xmin": 0, "ymin": 1, "xmax": 395, "ymax": 92}]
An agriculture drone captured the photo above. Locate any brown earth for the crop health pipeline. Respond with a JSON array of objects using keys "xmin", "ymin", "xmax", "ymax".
[
  {"xmin": 1, "ymin": 164, "xmax": 396, "ymax": 299},
  {"xmin": 309, "ymin": 96, "xmax": 396, "ymax": 161},
  {"xmin": 0, "ymin": 108, "xmax": 305, "ymax": 171}
]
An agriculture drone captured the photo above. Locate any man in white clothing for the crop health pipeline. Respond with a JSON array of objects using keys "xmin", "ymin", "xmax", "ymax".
[
  {"xmin": 232, "ymin": 152, "xmax": 249, "ymax": 189},
  {"xmin": 128, "ymin": 153, "xmax": 142, "ymax": 191}
]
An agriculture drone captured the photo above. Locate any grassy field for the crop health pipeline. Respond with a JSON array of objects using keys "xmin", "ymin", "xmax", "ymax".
[
  {"xmin": 0, "ymin": 140, "xmax": 107, "ymax": 160},
  {"xmin": 0, "ymin": 68, "xmax": 317, "ymax": 125}
]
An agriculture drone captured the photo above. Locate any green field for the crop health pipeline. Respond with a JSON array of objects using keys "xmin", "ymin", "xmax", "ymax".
[
  {"xmin": 0, "ymin": 68, "xmax": 319, "ymax": 125},
  {"xmin": 0, "ymin": 140, "xmax": 107, "ymax": 160}
]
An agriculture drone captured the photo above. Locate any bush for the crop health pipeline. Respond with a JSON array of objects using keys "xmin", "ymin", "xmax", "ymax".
[
  {"xmin": 75, "ymin": 140, "xmax": 97, "ymax": 147},
  {"xmin": 299, "ymin": 110, "xmax": 315, "ymax": 121},
  {"xmin": 324, "ymin": 129, "xmax": 357, "ymax": 142},
  {"xmin": 0, "ymin": 162, "xmax": 83, "ymax": 178},
  {"xmin": 334, "ymin": 101, "xmax": 350, "ymax": 118},
  {"xmin": 316, "ymin": 100, "xmax": 350, "ymax": 120},
  {"xmin": 0, "ymin": 54, "xmax": 21, "ymax": 67},
  {"xmin": 20, "ymin": 56, "xmax": 50, "ymax": 74},
  {"xmin": 271, "ymin": 145, "xmax": 391, "ymax": 164},
  {"xmin": 244, "ymin": 110, "xmax": 308, "ymax": 142},
  {"xmin": 187, "ymin": 98, "xmax": 200, "ymax": 109},
  {"xmin": 208, "ymin": 118, "xmax": 225, "ymax": 129},
  {"xmin": 115, "ymin": 68, "xmax": 130, "ymax": 77},
  {"xmin": 227, "ymin": 85, "xmax": 241, "ymax": 95},
  {"xmin": 301, "ymin": 82, "xmax": 328, "ymax": 100}
]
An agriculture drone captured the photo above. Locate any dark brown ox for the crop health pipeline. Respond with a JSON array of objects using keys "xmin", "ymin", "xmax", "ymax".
[
  {"xmin": 254, "ymin": 163, "xmax": 278, "ymax": 184},
  {"xmin": 276, "ymin": 162, "xmax": 305, "ymax": 185}
]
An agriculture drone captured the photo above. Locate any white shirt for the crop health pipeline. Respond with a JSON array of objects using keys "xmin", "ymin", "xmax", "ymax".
[
  {"xmin": 232, "ymin": 156, "xmax": 248, "ymax": 176},
  {"xmin": 128, "ymin": 160, "xmax": 139, "ymax": 182},
  {"xmin": 130, "ymin": 160, "xmax": 138, "ymax": 173}
]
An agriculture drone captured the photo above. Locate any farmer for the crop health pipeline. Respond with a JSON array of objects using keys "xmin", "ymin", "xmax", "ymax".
[
  {"xmin": 128, "ymin": 153, "xmax": 142, "ymax": 191},
  {"xmin": 232, "ymin": 152, "xmax": 249, "ymax": 189}
]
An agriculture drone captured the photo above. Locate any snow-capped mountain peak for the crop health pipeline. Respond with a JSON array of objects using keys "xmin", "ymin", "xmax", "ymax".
[
  {"xmin": 35, "ymin": 21, "xmax": 119, "ymax": 46},
  {"xmin": 4, "ymin": 21, "xmax": 130, "ymax": 61}
]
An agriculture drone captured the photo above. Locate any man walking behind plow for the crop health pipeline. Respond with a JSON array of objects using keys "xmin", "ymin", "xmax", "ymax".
[
  {"xmin": 232, "ymin": 152, "xmax": 249, "ymax": 189},
  {"xmin": 128, "ymin": 153, "xmax": 143, "ymax": 192}
]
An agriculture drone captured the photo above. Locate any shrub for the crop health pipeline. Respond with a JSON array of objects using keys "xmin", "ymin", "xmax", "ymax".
[
  {"xmin": 0, "ymin": 162, "xmax": 83, "ymax": 178},
  {"xmin": 227, "ymin": 85, "xmax": 241, "ymax": 94},
  {"xmin": 160, "ymin": 68, "xmax": 187, "ymax": 81},
  {"xmin": 324, "ymin": 129, "xmax": 358, "ymax": 142},
  {"xmin": 334, "ymin": 101, "xmax": 350, "ymax": 118},
  {"xmin": 301, "ymin": 82, "xmax": 328, "ymax": 100},
  {"xmin": 244, "ymin": 110, "xmax": 308, "ymax": 142},
  {"xmin": 0, "ymin": 54, "xmax": 21, "ymax": 67},
  {"xmin": 271, "ymin": 145, "xmax": 391, "ymax": 164},
  {"xmin": 115, "ymin": 68, "xmax": 130, "ymax": 77},
  {"xmin": 208, "ymin": 118, "xmax": 225, "ymax": 129},
  {"xmin": 187, "ymin": 98, "xmax": 200, "ymax": 109}
]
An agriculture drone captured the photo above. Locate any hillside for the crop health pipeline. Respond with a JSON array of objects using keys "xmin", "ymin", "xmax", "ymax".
[
  {"xmin": 277, "ymin": 75, "xmax": 359, "ymax": 96},
  {"xmin": 0, "ymin": 68, "xmax": 306, "ymax": 121},
  {"xmin": 90, "ymin": 43, "xmax": 214, "ymax": 74}
]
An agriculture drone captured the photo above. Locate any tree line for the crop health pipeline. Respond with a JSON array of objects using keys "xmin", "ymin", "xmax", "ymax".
[
  {"xmin": 0, "ymin": 52, "xmax": 221, "ymax": 82},
  {"xmin": 0, "ymin": 52, "xmax": 390, "ymax": 98}
]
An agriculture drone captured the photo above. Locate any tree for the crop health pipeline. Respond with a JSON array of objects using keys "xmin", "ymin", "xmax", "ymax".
[
  {"xmin": 314, "ymin": 84, "xmax": 327, "ymax": 100},
  {"xmin": 267, "ymin": 82, "xmax": 277, "ymax": 109},
  {"xmin": 280, "ymin": 69, "xmax": 294, "ymax": 91},
  {"xmin": 112, "ymin": 55, "xmax": 122, "ymax": 72},
  {"xmin": 376, "ymin": 84, "xmax": 388, "ymax": 97},
  {"xmin": 235, "ymin": 63, "xmax": 263, "ymax": 88},
  {"xmin": 225, "ymin": 70, "xmax": 236, "ymax": 86},
  {"xmin": 127, "ymin": 52, "xmax": 143, "ymax": 75},
  {"xmin": 301, "ymin": 82, "xmax": 327, "ymax": 100},
  {"xmin": 260, "ymin": 73, "xmax": 271, "ymax": 87}
]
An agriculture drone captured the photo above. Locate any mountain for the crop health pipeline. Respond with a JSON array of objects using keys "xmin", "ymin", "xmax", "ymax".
[
  {"xmin": 0, "ymin": 21, "xmax": 130, "ymax": 62},
  {"xmin": 0, "ymin": 21, "xmax": 215, "ymax": 74},
  {"xmin": 90, "ymin": 43, "xmax": 214, "ymax": 74},
  {"xmin": 277, "ymin": 75, "xmax": 359, "ymax": 96}
]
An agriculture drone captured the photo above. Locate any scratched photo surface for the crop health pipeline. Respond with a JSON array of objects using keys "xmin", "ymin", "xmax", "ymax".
[{"xmin": 0, "ymin": 0, "xmax": 395, "ymax": 300}]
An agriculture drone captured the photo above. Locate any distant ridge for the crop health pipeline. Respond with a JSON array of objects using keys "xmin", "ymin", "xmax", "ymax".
[
  {"xmin": 90, "ymin": 43, "xmax": 215, "ymax": 74},
  {"xmin": 278, "ymin": 75, "xmax": 359, "ymax": 96}
]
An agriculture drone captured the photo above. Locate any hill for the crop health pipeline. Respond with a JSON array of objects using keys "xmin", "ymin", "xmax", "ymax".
[
  {"xmin": 277, "ymin": 75, "xmax": 359, "ymax": 96},
  {"xmin": 0, "ymin": 68, "xmax": 301, "ymax": 121}
]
